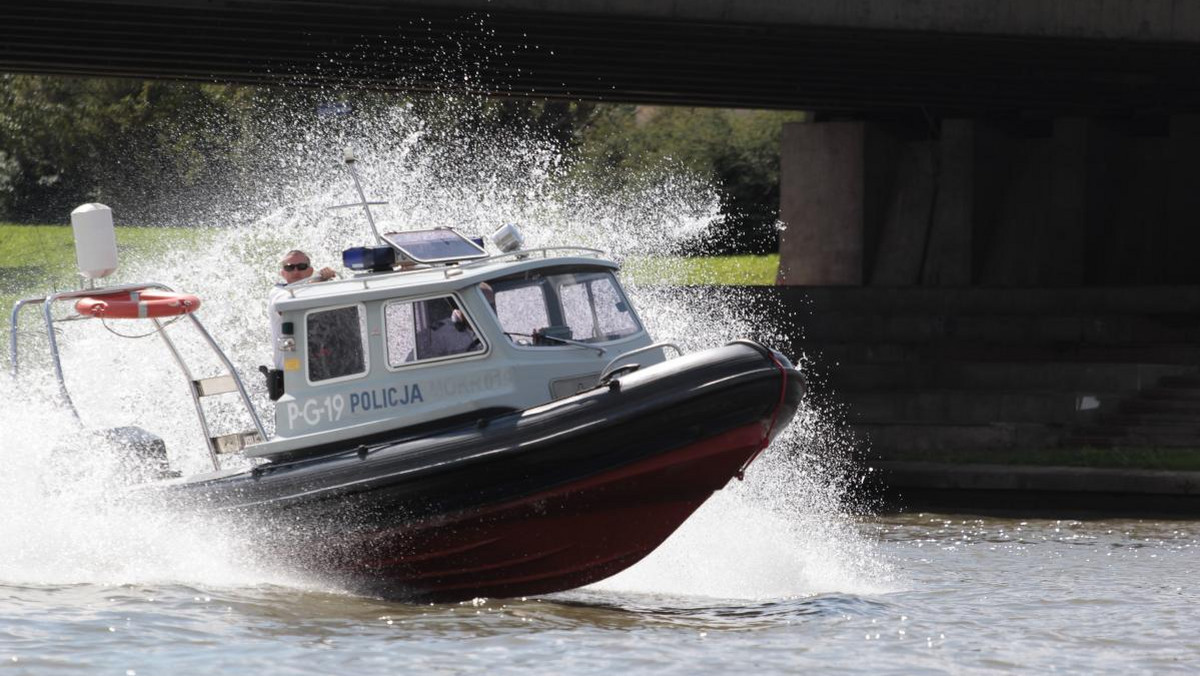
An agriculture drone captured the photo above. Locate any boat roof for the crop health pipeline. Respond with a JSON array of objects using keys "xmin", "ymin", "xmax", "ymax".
[{"xmin": 273, "ymin": 247, "xmax": 619, "ymax": 313}]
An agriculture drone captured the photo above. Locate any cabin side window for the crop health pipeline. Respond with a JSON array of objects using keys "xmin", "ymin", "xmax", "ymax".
[
  {"xmin": 306, "ymin": 305, "xmax": 368, "ymax": 383},
  {"xmin": 384, "ymin": 296, "xmax": 485, "ymax": 368}
]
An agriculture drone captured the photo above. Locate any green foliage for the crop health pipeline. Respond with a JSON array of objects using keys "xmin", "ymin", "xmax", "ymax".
[
  {"xmin": 0, "ymin": 75, "xmax": 255, "ymax": 223},
  {"xmin": 396, "ymin": 98, "xmax": 805, "ymax": 254},
  {"xmin": 0, "ymin": 74, "xmax": 805, "ymax": 253},
  {"xmin": 570, "ymin": 105, "xmax": 806, "ymax": 254}
]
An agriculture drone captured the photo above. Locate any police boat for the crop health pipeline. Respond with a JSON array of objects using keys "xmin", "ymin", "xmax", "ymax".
[{"xmin": 8, "ymin": 157, "xmax": 805, "ymax": 602}]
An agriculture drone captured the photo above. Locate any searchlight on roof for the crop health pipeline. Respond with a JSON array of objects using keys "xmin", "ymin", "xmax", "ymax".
[{"xmin": 491, "ymin": 223, "xmax": 525, "ymax": 254}]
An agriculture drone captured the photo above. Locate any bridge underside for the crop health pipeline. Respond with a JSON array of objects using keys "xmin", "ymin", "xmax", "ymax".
[{"xmin": 5, "ymin": 1, "xmax": 1200, "ymax": 116}]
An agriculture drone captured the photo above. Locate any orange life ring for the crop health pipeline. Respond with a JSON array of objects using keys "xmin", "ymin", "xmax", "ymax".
[{"xmin": 75, "ymin": 290, "xmax": 202, "ymax": 319}]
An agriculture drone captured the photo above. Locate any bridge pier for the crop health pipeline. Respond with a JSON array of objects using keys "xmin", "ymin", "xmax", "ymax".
[{"xmin": 777, "ymin": 115, "xmax": 1200, "ymax": 287}]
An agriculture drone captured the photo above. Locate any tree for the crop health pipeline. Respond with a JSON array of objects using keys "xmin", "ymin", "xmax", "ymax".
[
  {"xmin": 0, "ymin": 75, "xmax": 805, "ymax": 255},
  {"xmin": 0, "ymin": 75, "xmax": 253, "ymax": 223},
  {"xmin": 571, "ymin": 105, "xmax": 806, "ymax": 254}
]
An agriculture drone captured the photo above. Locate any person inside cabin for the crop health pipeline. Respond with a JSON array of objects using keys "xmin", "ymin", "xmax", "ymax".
[
  {"xmin": 454, "ymin": 282, "xmax": 496, "ymax": 351},
  {"xmin": 450, "ymin": 282, "xmax": 496, "ymax": 328},
  {"xmin": 415, "ymin": 298, "xmax": 477, "ymax": 360},
  {"xmin": 407, "ymin": 284, "xmax": 495, "ymax": 361},
  {"xmin": 268, "ymin": 249, "xmax": 336, "ymax": 369}
]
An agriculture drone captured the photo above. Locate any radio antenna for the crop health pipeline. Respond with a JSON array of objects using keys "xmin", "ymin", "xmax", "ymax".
[{"xmin": 327, "ymin": 148, "xmax": 387, "ymax": 245}]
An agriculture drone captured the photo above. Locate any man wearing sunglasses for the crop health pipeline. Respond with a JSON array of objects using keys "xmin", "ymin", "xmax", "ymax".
[
  {"xmin": 268, "ymin": 250, "xmax": 337, "ymax": 373},
  {"xmin": 278, "ymin": 249, "xmax": 336, "ymax": 285}
]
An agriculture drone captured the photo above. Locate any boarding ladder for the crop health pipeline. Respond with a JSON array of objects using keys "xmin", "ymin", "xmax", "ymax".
[{"xmin": 8, "ymin": 282, "xmax": 267, "ymax": 470}]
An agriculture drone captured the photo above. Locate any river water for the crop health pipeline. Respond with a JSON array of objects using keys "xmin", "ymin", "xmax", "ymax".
[
  {"xmin": 3, "ymin": 97, "xmax": 1198, "ymax": 673},
  {"xmin": 2, "ymin": 514, "xmax": 1196, "ymax": 674}
]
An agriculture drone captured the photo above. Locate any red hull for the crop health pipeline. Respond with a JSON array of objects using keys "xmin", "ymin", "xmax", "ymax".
[{"xmin": 323, "ymin": 423, "xmax": 767, "ymax": 601}]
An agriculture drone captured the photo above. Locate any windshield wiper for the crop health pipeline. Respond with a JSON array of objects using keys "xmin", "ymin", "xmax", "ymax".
[
  {"xmin": 538, "ymin": 333, "xmax": 606, "ymax": 356},
  {"xmin": 507, "ymin": 331, "xmax": 606, "ymax": 356}
]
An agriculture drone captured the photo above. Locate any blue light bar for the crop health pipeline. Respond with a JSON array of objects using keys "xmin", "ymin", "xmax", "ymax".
[{"xmin": 342, "ymin": 245, "xmax": 396, "ymax": 272}]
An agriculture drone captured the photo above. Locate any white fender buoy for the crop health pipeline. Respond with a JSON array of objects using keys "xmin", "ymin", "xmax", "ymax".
[{"xmin": 71, "ymin": 203, "xmax": 118, "ymax": 279}]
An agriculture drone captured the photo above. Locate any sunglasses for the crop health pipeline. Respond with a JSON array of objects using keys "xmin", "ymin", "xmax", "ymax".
[{"xmin": 282, "ymin": 262, "xmax": 310, "ymax": 271}]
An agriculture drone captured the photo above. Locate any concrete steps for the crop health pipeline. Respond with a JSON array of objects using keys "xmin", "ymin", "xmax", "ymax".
[
  {"xmin": 1063, "ymin": 433, "xmax": 1200, "ymax": 449},
  {"xmin": 1120, "ymin": 396, "xmax": 1200, "ymax": 414},
  {"xmin": 856, "ymin": 422, "xmax": 1057, "ymax": 452},
  {"xmin": 869, "ymin": 462, "xmax": 1200, "ymax": 516},
  {"xmin": 827, "ymin": 362, "xmax": 1185, "ymax": 392},
  {"xmin": 847, "ymin": 389, "xmax": 1111, "ymax": 425},
  {"xmin": 757, "ymin": 286, "xmax": 1200, "ymax": 459},
  {"xmin": 801, "ymin": 312, "xmax": 1200, "ymax": 344},
  {"xmin": 1060, "ymin": 380, "xmax": 1200, "ymax": 449},
  {"xmin": 1141, "ymin": 387, "xmax": 1200, "ymax": 401},
  {"xmin": 1160, "ymin": 374, "xmax": 1200, "ymax": 388},
  {"xmin": 781, "ymin": 286, "xmax": 1200, "ymax": 314},
  {"xmin": 814, "ymin": 341, "xmax": 1200, "ymax": 366}
]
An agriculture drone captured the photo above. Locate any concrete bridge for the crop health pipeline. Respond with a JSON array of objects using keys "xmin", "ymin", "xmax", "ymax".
[
  {"xmin": 6, "ymin": 1, "xmax": 1200, "ymax": 113},
  {"xmin": 9, "ymin": 1, "xmax": 1200, "ymax": 487}
]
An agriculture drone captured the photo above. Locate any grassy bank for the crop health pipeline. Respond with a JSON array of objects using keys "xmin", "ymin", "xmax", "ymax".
[
  {"xmin": 1, "ymin": 223, "xmax": 782, "ymax": 292},
  {"xmin": 623, "ymin": 254, "xmax": 779, "ymax": 286},
  {"xmin": 0, "ymin": 223, "xmax": 202, "ymax": 271},
  {"xmin": 1, "ymin": 222, "xmax": 780, "ymax": 334},
  {"xmin": 0, "ymin": 224, "xmax": 207, "ymax": 322}
]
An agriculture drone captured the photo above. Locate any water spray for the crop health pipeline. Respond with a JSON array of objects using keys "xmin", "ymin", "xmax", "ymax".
[{"xmin": 0, "ymin": 97, "xmax": 882, "ymax": 600}]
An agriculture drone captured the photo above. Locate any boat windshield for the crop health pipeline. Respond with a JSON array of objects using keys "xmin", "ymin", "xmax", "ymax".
[{"xmin": 488, "ymin": 270, "xmax": 641, "ymax": 346}]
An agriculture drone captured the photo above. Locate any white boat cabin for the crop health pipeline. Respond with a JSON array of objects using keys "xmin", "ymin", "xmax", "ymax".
[{"xmin": 251, "ymin": 243, "xmax": 662, "ymax": 459}]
